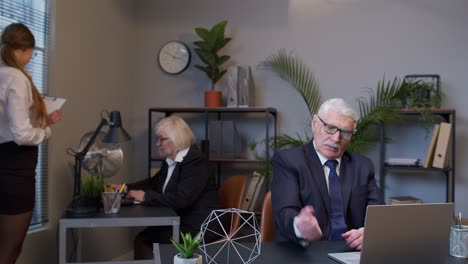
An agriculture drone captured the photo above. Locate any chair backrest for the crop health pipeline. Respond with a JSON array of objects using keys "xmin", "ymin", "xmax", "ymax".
[
  {"xmin": 260, "ymin": 191, "xmax": 274, "ymax": 242},
  {"xmin": 218, "ymin": 175, "xmax": 247, "ymax": 237}
]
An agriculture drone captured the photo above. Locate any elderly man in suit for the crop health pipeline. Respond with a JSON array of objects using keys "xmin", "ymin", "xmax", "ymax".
[{"xmin": 271, "ymin": 98, "xmax": 383, "ymax": 250}]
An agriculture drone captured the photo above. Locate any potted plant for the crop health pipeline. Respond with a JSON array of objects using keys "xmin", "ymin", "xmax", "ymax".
[
  {"xmin": 194, "ymin": 20, "xmax": 232, "ymax": 107},
  {"xmin": 247, "ymin": 140, "xmax": 257, "ymax": 160},
  {"xmin": 81, "ymin": 175, "xmax": 104, "ymax": 208},
  {"xmin": 395, "ymin": 80, "xmax": 441, "ymax": 109},
  {"xmin": 171, "ymin": 232, "xmax": 203, "ymax": 264}
]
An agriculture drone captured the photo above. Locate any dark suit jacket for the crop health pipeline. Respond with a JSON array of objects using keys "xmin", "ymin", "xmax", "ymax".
[
  {"xmin": 128, "ymin": 145, "xmax": 220, "ymax": 236},
  {"xmin": 270, "ymin": 141, "xmax": 383, "ymax": 245}
]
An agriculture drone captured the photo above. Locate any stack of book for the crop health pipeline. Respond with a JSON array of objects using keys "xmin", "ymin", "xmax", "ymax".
[
  {"xmin": 388, "ymin": 196, "xmax": 423, "ymax": 205},
  {"xmin": 384, "ymin": 158, "xmax": 420, "ymax": 166}
]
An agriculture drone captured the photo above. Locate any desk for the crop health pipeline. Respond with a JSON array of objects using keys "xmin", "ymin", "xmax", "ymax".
[
  {"xmin": 59, "ymin": 206, "xmax": 180, "ymax": 264},
  {"xmin": 156, "ymin": 241, "xmax": 468, "ymax": 264}
]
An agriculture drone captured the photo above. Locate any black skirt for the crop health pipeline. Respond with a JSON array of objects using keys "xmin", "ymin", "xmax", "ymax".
[{"xmin": 0, "ymin": 141, "xmax": 38, "ymax": 214}]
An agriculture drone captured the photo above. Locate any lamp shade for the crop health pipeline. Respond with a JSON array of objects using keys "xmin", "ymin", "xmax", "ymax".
[{"xmin": 103, "ymin": 111, "xmax": 131, "ymax": 143}]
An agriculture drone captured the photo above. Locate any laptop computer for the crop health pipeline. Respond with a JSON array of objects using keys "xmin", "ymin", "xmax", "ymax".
[{"xmin": 328, "ymin": 203, "xmax": 454, "ymax": 264}]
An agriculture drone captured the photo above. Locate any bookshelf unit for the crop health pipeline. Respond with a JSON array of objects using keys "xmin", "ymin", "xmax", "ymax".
[
  {"xmin": 378, "ymin": 108, "xmax": 456, "ymax": 203},
  {"xmin": 148, "ymin": 107, "xmax": 277, "ymax": 186}
]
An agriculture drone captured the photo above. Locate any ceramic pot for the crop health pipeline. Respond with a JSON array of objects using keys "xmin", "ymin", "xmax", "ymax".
[
  {"xmin": 247, "ymin": 149, "xmax": 257, "ymax": 160},
  {"xmin": 204, "ymin": 91, "xmax": 222, "ymax": 107},
  {"xmin": 174, "ymin": 253, "xmax": 202, "ymax": 264}
]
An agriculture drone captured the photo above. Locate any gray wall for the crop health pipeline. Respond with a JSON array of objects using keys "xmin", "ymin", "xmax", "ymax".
[{"xmin": 18, "ymin": 0, "xmax": 468, "ymax": 262}]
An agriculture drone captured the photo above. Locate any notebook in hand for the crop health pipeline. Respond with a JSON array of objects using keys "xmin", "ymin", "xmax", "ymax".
[{"xmin": 328, "ymin": 203, "xmax": 454, "ymax": 264}]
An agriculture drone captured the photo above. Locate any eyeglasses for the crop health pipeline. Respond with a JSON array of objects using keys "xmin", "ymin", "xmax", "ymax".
[
  {"xmin": 316, "ymin": 115, "xmax": 355, "ymax": 140},
  {"xmin": 156, "ymin": 136, "xmax": 169, "ymax": 143}
]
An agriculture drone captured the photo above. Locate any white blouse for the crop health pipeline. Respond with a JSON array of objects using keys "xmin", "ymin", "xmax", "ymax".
[{"xmin": 0, "ymin": 63, "xmax": 50, "ymax": 146}]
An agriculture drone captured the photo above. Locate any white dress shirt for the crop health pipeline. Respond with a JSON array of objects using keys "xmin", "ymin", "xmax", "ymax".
[
  {"xmin": 0, "ymin": 63, "xmax": 50, "ymax": 145},
  {"xmin": 162, "ymin": 147, "xmax": 190, "ymax": 193}
]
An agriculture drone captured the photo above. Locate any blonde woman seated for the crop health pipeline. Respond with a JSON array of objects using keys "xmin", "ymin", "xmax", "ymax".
[{"xmin": 116, "ymin": 115, "xmax": 221, "ymax": 259}]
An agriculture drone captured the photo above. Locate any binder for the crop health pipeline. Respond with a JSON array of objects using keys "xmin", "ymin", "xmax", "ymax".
[
  {"xmin": 220, "ymin": 120, "xmax": 241, "ymax": 158},
  {"xmin": 208, "ymin": 120, "xmax": 222, "ymax": 157},
  {"xmin": 248, "ymin": 173, "xmax": 266, "ymax": 212},
  {"xmin": 241, "ymin": 172, "xmax": 261, "ymax": 210},
  {"xmin": 432, "ymin": 122, "xmax": 452, "ymax": 169},
  {"xmin": 423, "ymin": 124, "xmax": 440, "ymax": 168}
]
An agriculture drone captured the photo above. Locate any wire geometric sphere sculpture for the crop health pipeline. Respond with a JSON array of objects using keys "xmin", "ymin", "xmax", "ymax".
[{"xmin": 199, "ymin": 208, "xmax": 261, "ymax": 264}]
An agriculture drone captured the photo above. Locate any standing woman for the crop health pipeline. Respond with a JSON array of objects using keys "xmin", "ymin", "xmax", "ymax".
[{"xmin": 0, "ymin": 23, "xmax": 61, "ymax": 263}]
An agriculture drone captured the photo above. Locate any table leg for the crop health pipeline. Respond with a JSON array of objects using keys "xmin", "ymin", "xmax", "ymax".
[
  {"xmin": 59, "ymin": 223, "xmax": 66, "ymax": 264},
  {"xmin": 153, "ymin": 243, "xmax": 161, "ymax": 264},
  {"xmin": 172, "ymin": 220, "xmax": 180, "ymax": 243}
]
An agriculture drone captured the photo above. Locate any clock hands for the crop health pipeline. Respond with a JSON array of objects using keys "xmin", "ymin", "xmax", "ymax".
[{"xmin": 164, "ymin": 51, "xmax": 184, "ymax": 60}]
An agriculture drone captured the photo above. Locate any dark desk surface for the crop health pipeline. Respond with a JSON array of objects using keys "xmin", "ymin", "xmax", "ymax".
[
  {"xmin": 158, "ymin": 241, "xmax": 468, "ymax": 264},
  {"xmin": 62, "ymin": 205, "xmax": 178, "ymax": 220}
]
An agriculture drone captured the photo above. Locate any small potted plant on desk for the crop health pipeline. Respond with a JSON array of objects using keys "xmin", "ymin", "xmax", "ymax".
[
  {"xmin": 171, "ymin": 232, "xmax": 203, "ymax": 264},
  {"xmin": 193, "ymin": 20, "xmax": 232, "ymax": 107},
  {"xmin": 81, "ymin": 175, "xmax": 104, "ymax": 209}
]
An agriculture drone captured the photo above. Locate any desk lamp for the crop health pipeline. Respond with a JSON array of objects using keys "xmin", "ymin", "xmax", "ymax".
[{"xmin": 66, "ymin": 110, "xmax": 131, "ymax": 217}]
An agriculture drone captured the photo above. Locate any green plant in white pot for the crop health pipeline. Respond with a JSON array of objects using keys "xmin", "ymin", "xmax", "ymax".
[
  {"xmin": 171, "ymin": 232, "xmax": 203, "ymax": 264},
  {"xmin": 193, "ymin": 20, "xmax": 232, "ymax": 107},
  {"xmin": 247, "ymin": 140, "xmax": 257, "ymax": 160}
]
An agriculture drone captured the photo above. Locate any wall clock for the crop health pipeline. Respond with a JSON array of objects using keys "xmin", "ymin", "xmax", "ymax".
[{"xmin": 158, "ymin": 41, "xmax": 191, "ymax": 74}]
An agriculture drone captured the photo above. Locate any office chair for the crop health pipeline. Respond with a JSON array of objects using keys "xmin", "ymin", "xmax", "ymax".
[
  {"xmin": 260, "ymin": 191, "xmax": 274, "ymax": 242},
  {"xmin": 218, "ymin": 175, "xmax": 247, "ymax": 239}
]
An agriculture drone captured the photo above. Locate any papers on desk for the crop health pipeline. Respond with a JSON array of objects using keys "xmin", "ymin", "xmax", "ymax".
[{"xmin": 42, "ymin": 96, "xmax": 66, "ymax": 114}]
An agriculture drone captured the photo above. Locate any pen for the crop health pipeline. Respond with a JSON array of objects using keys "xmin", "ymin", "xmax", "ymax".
[
  {"xmin": 459, "ymin": 212, "xmax": 462, "ymax": 229},
  {"xmin": 111, "ymin": 183, "xmax": 126, "ymax": 209}
]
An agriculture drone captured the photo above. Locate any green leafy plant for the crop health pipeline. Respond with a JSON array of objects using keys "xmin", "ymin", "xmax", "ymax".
[
  {"xmin": 248, "ymin": 140, "xmax": 257, "ymax": 151},
  {"xmin": 193, "ymin": 20, "xmax": 232, "ymax": 91},
  {"xmin": 394, "ymin": 81, "xmax": 441, "ymax": 109},
  {"xmin": 259, "ymin": 49, "xmax": 321, "ymax": 149},
  {"xmin": 349, "ymin": 77, "xmax": 403, "ymax": 152},
  {"xmin": 81, "ymin": 175, "xmax": 104, "ymax": 199},
  {"xmin": 171, "ymin": 232, "xmax": 202, "ymax": 259}
]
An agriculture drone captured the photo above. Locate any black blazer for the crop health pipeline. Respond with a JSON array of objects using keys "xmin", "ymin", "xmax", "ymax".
[
  {"xmin": 128, "ymin": 146, "xmax": 220, "ymax": 235},
  {"xmin": 270, "ymin": 141, "xmax": 383, "ymax": 245}
]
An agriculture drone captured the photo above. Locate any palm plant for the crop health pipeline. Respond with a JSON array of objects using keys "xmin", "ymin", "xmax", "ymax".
[
  {"xmin": 349, "ymin": 77, "xmax": 403, "ymax": 152},
  {"xmin": 259, "ymin": 49, "xmax": 321, "ymax": 116},
  {"xmin": 259, "ymin": 49, "xmax": 321, "ymax": 149}
]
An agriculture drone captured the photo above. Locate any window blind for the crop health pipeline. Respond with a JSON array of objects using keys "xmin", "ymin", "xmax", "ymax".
[{"xmin": 0, "ymin": 0, "xmax": 50, "ymax": 228}]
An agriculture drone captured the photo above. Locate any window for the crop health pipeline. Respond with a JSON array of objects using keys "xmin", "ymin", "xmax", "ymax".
[{"xmin": 0, "ymin": 0, "xmax": 50, "ymax": 228}]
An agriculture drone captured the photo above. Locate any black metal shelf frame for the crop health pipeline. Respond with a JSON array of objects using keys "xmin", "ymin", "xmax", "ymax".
[{"xmin": 378, "ymin": 109, "xmax": 456, "ymax": 203}]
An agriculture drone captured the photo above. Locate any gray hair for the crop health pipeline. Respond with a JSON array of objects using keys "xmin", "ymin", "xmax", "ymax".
[
  {"xmin": 317, "ymin": 98, "xmax": 359, "ymax": 126},
  {"xmin": 155, "ymin": 115, "xmax": 195, "ymax": 151}
]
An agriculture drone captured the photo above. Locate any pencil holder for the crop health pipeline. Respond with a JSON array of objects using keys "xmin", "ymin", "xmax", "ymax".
[
  {"xmin": 450, "ymin": 225, "xmax": 468, "ymax": 258},
  {"xmin": 102, "ymin": 192, "xmax": 122, "ymax": 214}
]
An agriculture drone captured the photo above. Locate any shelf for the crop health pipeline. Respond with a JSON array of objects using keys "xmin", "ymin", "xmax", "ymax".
[
  {"xmin": 379, "ymin": 109, "xmax": 456, "ymax": 203},
  {"xmin": 383, "ymin": 165, "xmax": 452, "ymax": 173},
  {"xmin": 149, "ymin": 107, "xmax": 277, "ymax": 115}
]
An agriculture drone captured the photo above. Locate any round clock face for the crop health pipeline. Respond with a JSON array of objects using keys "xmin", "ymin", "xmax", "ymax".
[{"xmin": 158, "ymin": 41, "xmax": 191, "ymax": 74}]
